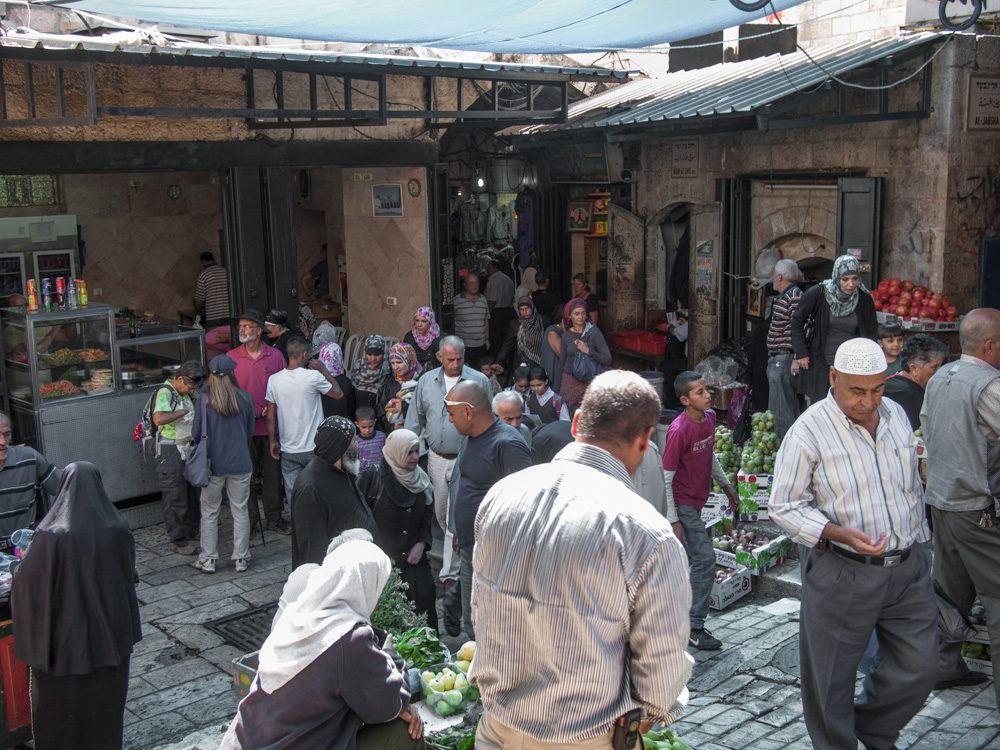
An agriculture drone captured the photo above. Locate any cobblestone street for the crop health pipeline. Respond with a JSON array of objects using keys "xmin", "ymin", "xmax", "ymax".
[{"xmin": 124, "ymin": 518, "xmax": 998, "ymax": 750}]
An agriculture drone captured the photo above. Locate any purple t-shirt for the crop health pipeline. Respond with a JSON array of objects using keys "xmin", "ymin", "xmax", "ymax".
[
  {"xmin": 662, "ymin": 410, "xmax": 717, "ymax": 510},
  {"xmin": 356, "ymin": 432, "xmax": 387, "ymax": 472}
]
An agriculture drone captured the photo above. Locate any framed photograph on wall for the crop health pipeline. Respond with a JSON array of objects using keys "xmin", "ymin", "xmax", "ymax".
[
  {"xmin": 566, "ymin": 201, "xmax": 593, "ymax": 232},
  {"xmin": 372, "ymin": 184, "xmax": 403, "ymax": 217}
]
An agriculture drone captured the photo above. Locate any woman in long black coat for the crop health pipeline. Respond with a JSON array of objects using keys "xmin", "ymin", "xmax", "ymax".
[
  {"xmin": 790, "ymin": 255, "xmax": 877, "ymax": 405},
  {"xmin": 12, "ymin": 462, "xmax": 142, "ymax": 750},
  {"xmin": 356, "ymin": 429, "xmax": 437, "ymax": 631}
]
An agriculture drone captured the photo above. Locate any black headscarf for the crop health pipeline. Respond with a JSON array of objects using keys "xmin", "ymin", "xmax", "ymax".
[{"xmin": 12, "ymin": 462, "xmax": 142, "ymax": 676}]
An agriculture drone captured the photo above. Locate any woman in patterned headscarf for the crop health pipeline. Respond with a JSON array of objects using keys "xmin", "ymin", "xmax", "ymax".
[
  {"xmin": 494, "ymin": 297, "xmax": 544, "ymax": 381},
  {"xmin": 790, "ymin": 254, "xmax": 877, "ymax": 405},
  {"xmin": 377, "ymin": 343, "xmax": 421, "ymax": 431},
  {"xmin": 351, "ymin": 335, "xmax": 391, "ymax": 411},
  {"xmin": 402, "ymin": 306, "xmax": 443, "ymax": 374},
  {"xmin": 318, "ymin": 341, "xmax": 356, "ymax": 422}
]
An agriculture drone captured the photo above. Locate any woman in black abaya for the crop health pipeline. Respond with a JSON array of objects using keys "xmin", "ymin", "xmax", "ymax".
[{"xmin": 12, "ymin": 462, "xmax": 142, "ymax": 750}]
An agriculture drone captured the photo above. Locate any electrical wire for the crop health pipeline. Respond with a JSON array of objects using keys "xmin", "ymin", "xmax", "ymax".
[{"xmin": 765, "ymin": 0, "xmax": 958, "ymax": 91}]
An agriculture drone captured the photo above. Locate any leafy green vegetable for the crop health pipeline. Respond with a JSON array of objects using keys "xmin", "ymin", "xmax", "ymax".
[
  {"xmin": 395, "ymin": 626, "xmax": 449, "ymax": 669},
  {"xmin": 371, "ymin": 569, "xmax": 427, "ymax": 636},
  {"xmin": 426, "ymin": 723, "xmax": 476, "ymax": 750},
  {"xmin": 642, "ymin": 726, "xmax": 696, "ymax": 750}
]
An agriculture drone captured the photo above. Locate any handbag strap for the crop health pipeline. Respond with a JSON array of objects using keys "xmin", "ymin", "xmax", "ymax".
[{"xmin": 199, "ymin": 396, "xmax": 208, "ymax": 441}]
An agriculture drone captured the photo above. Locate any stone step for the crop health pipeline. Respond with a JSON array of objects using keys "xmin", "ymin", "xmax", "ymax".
[{"xmin": 752, "ymin": 560, "xmax": 802, "ymax": 601}]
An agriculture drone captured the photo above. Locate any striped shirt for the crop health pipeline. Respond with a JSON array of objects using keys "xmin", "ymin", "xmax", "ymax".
[
  {"xmin": 452, "ymin": 293, "xmax": 490, "ymax": 347},
  {"xmin": 769, "ymin": 391, "xmax": 929, "ymax": 551},
  {"xmin": 767, "ymin": 285, "xmax": 802, "ymax": 353},
  {"xmin": 194, "ymin": 264, "xmax": 231, "ymax": 323},
  {"xmin": 472, "ymin": 442, "xmax": 693, "ymax": 742},
  {"xmin": 0, "ymin": 446, "xmax": 61, "ymax": 538}
]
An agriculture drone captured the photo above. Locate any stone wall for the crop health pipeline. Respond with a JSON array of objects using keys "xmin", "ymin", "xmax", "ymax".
[
  {"xmin": 62, "ymin": 171, "xmax": 222, "ymax": 320},
  {"xmin": 340, "ymin": 167, "xmax": 430, "ymax": 337}
]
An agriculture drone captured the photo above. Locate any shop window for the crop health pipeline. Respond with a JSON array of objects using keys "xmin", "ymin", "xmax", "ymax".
[{"xmin": 0, "ymin": 175, "xmax": 59, "ymax": 208}]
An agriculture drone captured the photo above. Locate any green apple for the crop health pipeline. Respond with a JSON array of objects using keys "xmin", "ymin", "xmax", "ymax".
[{"xmin": 443, "ymin": 689, "xmax": 464, "ymax": 707}]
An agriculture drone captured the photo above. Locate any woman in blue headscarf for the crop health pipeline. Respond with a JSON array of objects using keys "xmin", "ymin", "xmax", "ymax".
[{"xmin": 790, "ymin": 254, "xmax": 878, "ymax": 405}]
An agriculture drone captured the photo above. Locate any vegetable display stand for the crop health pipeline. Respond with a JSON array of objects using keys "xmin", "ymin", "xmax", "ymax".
[{"xmin": 0, "ymin": 617, "xmax": 31, "ymax": 748}]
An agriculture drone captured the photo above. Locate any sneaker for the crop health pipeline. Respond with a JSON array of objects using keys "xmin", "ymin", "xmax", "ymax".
[
  {"xmin": 688, "ymin": 628, "xmax": 723, "ymax": 651},
  {"xmin": 234, "ymin": 558, "xmax": 249, "ymax": 573},
  {"xmin": 169, "ymin": 542, "xmax": 198, "ymax": 556},
  {"xmin": 191, "ymin": 558, "xmax": 216, "ymax": 574}
]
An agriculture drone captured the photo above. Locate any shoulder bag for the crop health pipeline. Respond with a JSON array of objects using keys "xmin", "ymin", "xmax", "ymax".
[{"xmin": 183, "ymin": 397, "xmax": 211, "ymax": 487}]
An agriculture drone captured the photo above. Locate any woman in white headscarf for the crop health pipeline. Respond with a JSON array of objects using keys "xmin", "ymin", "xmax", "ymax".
[
  {"xmin": 356, "ymin": 430, "xmax": 437, "ymax": 631},
  {"xmin": 223, "ymin": 531, "xmax": 424, "ymax": 750}
]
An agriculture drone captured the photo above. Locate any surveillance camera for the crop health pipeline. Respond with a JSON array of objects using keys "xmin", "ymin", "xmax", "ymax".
[{"xmin": 620, "ymin": 169, "xmax": 634, "ymax": 183}]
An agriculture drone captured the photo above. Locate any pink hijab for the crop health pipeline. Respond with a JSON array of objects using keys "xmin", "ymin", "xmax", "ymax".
[{"xmin": 410, "ymin": 307, "xmax": 441, "ymax": 351}]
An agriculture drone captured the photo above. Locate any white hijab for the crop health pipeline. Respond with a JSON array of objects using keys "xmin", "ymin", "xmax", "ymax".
[{"xmin": 256, "ymin": 534, "xmax": 391, "ymax": 693}]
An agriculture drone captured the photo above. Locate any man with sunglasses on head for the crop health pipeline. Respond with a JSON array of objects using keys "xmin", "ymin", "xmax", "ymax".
[
  {"xmin": 445, "ymin": 380, "xmax": 531, "ymax": 638},
  {"xmin": 405, "ymin": 335, "xmax": 491, "ymax": 635},
  {"xmin": 152, "ymin": 360, "xmax": 206, "ymax": 555}
]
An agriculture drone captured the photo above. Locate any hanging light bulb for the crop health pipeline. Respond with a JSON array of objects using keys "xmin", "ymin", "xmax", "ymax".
[{"xmin": 476, "ymin": 176, "xmax": 485, "ymax": 189}]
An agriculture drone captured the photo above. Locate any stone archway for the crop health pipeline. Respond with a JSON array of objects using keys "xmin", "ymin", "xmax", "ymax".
[{"xmin": 754, "ymin": 232, "xmax": 836, "ymax": 284}]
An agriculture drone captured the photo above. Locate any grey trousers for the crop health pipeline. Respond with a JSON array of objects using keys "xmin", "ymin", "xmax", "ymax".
[
  {"xmin": 799, "ymin": 544, "xmax": 938, "ymax": 750},
  {"xmin": 766, "ymin": 352, "xmax": 799, "ymax": 439},
  {"xmin": 676, "ymin": 505, "xmax": 714, "ymax": 629},
  {"xmin": 279, "ymin": 450, "xmax": 313, "ymax": 502},
  {"xmin": 932, "ymin": 506, "xmax": 1000, "ymax": 710}
]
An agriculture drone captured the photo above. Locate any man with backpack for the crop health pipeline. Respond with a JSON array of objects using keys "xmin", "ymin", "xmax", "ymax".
[{"xmin": 150, "ymin": 361, "xmax": 205, "ymax": 555}]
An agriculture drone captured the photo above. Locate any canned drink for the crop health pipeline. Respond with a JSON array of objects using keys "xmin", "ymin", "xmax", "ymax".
[
  {"xmin": 41, "ymin": 278, "xmax": 53, "ymax": 311},
  {"xmin": 75, "ymin": 279, "xmax": 88, "ymax": 306},
  {"xmin": 26, "ymin": 279, "xmax": 39, "ymax": 312},
  {"xmin": 55, "ymin": 276, "xmax": 66, "ymax": 295}
]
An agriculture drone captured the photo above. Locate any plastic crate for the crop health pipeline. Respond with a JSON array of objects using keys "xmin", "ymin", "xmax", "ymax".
[{"xmin": 232, "ymin": 651, "xmax": 259, "ymax": 702}]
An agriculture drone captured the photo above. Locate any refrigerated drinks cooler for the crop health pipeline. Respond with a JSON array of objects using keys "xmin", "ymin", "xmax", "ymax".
[{"xmin": 0, "ymin": 304, "xmax": 205, "ymax": 503}]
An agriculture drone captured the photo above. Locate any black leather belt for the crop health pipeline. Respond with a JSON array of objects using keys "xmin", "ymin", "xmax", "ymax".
[
  {"xmin": 829, "ymin": 544, "xmax": 911, "ymax": 567},
  {"xmin": 431, "ymin": 449, "xmax": 458, "ymax": 460}
]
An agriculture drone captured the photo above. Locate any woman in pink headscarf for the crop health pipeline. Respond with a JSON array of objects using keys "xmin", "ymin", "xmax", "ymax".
[
  {"xmin": 555, "ymin": 298, "xmax": 612, "ymax": 412},
  {"xmin": 377, "ymin": 343, "xmax": 421, "ymax": 431},
  {"xmin": 402, "ymin": 306, "xmax": 443, "ymax": 375}
]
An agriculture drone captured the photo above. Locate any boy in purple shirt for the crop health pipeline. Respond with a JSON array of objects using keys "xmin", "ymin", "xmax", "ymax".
[
  {"xmin": 662, "ymin": 371, "xmax": 738, "ymax": 651},
  {"xmin": 354, "ymin": 406, "xmax": 387, "ymax": 472}
]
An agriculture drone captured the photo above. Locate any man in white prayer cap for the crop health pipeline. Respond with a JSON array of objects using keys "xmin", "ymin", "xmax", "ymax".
[{"xmin": 770, "ymin": 337, "xmax": 936, "ymax": 750}]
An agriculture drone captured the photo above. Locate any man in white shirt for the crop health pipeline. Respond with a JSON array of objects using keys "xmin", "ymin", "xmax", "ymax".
[{"xmin": 266, "ymin": 336, "xmax": 343, "ymax": 499}]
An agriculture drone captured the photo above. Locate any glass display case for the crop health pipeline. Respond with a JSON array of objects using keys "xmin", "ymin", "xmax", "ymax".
[
  {"xmin": 2, "ymin": 304, "xmax": 116, "ymax": 406},
  {"xmin": 116, "ymin": 325, "xmax": 205, "ymax": 391}
]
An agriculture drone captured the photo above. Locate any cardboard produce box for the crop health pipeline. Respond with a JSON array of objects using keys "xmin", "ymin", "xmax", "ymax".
[
  {"xmin": 737, "ymin": 472, "xmax": 772, "ymax": 521},
  {"xmin": 714, "ymin": 534, "xmax": 791, "ymax": 576},
  {"xmin": 708, "ymin": 565, "xmax": 752, "ymax": 610},
  {"xmin": 702, "ymin": 493, "xmax": 733, "ymax": 527}
]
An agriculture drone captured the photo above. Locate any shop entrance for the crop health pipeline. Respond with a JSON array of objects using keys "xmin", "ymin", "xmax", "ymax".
[{"xmin": 721, "ymin": 175, "xmax": 882, "ymax": 342}]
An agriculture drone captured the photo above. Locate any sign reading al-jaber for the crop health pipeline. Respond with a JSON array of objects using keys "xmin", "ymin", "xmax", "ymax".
[{"xmin": 968, "ymin": 75, "xmax": 1000, "ymax": 131}]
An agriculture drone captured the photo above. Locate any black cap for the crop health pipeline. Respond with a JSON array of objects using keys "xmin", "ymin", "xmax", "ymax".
[
  {"xmin": 238, "ymin": 308, "xmax": 265, "ymax": 328},
  {"xmin": 264, "ymin": 308, "xmax": 288, "ymax": 326}
]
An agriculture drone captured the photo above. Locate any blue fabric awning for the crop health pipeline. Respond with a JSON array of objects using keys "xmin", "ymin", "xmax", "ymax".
[{"xmin": 43, "ymin": 0, "xmax": 810, "ymax": 54}]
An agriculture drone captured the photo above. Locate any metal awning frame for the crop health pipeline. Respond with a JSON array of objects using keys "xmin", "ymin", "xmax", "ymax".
[
  {"xmin": 515, "ymin": 40, "xmax": 937, "ymax": 147},
  {"xmin": 0, "ymin": 43, "xmax": 583, "ymax": 129}
]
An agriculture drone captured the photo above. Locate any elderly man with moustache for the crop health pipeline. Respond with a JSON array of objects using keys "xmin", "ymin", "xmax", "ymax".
[{"xmin": 770, "ymin": 337, "xmax": 936, "ymax": 750}]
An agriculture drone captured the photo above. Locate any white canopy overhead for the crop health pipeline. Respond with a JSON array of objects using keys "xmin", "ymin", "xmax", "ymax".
[{"xmin": 43, "ymin": 0, "xmax": 809, "ymax": 54}]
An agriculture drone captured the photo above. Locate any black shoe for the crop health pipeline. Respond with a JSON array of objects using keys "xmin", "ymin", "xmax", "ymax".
[
  {"xmin": 266, "ymin": 517, "xmax": 290, "ymax": 534},
  {"xmin": 935, "ymin": 672, "xmax": 989, "ymax": 690},
  {"xmin": 688, "ymin": 628, "xmax": 722, "ymax": 650}
]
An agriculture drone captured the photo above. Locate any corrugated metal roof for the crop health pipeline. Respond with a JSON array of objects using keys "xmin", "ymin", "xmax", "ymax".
[
  {"xmin": 0, "ymin": 29, "xmax": 633, "ymax": 79},
  {"xmin": 517, "ymin": 32, "xmax": 947, "ymax": 135}
]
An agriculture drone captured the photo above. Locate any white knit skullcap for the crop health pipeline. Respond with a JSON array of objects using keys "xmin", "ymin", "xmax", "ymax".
[{"xmin": 833, "ymin": 338, "xmax": 887, "ymax": 375}]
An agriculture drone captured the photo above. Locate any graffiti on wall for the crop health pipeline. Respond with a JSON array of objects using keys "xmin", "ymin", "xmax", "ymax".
[{"xmin": 954, "ymin": 167, "xmax": 1000, "ymax": 254}]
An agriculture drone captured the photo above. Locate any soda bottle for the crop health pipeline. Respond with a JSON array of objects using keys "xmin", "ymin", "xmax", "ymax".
[
  {"xmin": 41, "ymin": 277, "xmax": 53, "ymax": 312},
  {"xmin": 26, "ymin": 279, "xmax": 39, "ymax": 312},
  {"xmin": 75, "ymin": 279, "xmax": 88, "ymax": 306},
  {"xmin": 67, "ymin": 279, "xmax": 79, "ymax": 309},
  {"xmin": 55, "ymin": 277, "xmax": 66, "ymax": 309}
]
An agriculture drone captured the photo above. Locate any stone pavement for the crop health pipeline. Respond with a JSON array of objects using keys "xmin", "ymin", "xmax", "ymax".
[
  {"xmin": 127, "ymin": 517, "xmax": 292, "ymax": 750},
  {"xmin": 669, "ymin": 598, "xmax": 999, "ymax": 750},
  {"xmin": 123, "ymin": 515, "xmax": 999, "ymax": 750}
]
